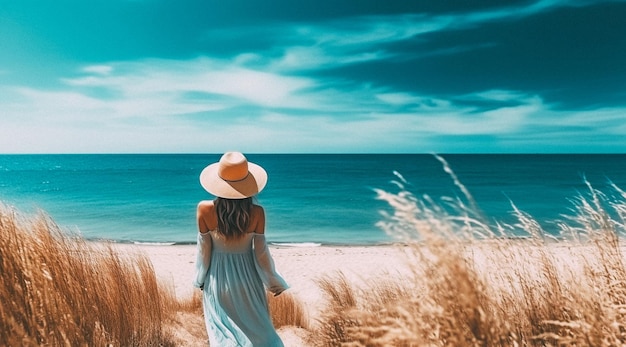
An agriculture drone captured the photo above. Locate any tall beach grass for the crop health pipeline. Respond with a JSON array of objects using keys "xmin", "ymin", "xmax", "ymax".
[
  {"xmin": 0, "ymin": 205, "xmax": 181, "ymax": 346},
  {"xmin": 0, "ymin": 203, "xmax": 309, "ymax": 346},
  {"xmin": 313, "ymin": 155, "xmax": 626, "ymax": 346}
]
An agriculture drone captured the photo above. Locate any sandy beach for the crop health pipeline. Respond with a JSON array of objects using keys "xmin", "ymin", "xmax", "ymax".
[
  {"xmin": 116, "ymin": 240, "xmax": 626, "ymax": 345},
  {"xmin": 113, "ymin": 242, "xmax": 410, "ymax": 346}
]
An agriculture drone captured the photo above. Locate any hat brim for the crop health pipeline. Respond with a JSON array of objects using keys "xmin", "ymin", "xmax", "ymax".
[{"xmin": 199, "ymin": 162, "xmax": 267, "ymax": 199}]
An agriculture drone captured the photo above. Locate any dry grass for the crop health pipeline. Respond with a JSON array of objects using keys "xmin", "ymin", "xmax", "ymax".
[
  {"xmin": 0, "ymin": 203, "xmax": 309, "ymax": 346},
  {"xmin": 0, "ymin": 205, "xmax": 180, "ymax": 346},
  {"xmin": 269, "ymin": 291, "xmax": 311, "ymax": 330},
  {"xmin": 313, "ymin": 156, "xmax": 626, "ymax": 347},
  {"xmin": 177, "ymin": 289, "xmax": 204, "ymax": 314}
]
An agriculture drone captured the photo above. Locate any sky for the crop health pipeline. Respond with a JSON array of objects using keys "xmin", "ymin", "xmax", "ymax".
[{"xmin": 1, "ymin": 0, "xmax": 626, "ymax": 153}]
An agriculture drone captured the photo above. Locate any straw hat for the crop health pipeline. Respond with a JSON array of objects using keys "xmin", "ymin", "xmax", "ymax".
[{"xmin": 199, "ymin": 152, "xmax": 267, "ymax": 199}]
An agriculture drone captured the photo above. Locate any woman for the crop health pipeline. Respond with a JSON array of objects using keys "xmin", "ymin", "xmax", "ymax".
[{"xmin": 193, "ymin": 152, "xmax": 288, "ymax": 347}]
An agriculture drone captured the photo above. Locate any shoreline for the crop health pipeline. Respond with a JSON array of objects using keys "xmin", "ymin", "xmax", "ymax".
[
  {"xmin": 109, "ymin": 238, "xmax": 626, "ymax": 301},
  {"xmin": 106, "ymin": 241, "xmax": 411, "ymax": 307},
  {"xmin": 90, "ymin": 238, "xmax": 402, "ymax": 247},
  {"xmin": 102, "ymin": 238, "xmax": 626, "ymax": 346}
]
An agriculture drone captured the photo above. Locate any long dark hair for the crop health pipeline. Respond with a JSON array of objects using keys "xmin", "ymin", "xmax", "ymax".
[{"xmin": 214, "ymin": 197, "xmax": 253, "ymax": 240}]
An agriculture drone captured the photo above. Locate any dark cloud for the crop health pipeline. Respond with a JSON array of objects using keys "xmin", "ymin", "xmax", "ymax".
[
  {"xmin": 319, "ymin": 1, "xmax": 626, "ymax": 110},
  {"xmin": 206, "ymin": 0, "xmax": 535, "ymax": 22}
]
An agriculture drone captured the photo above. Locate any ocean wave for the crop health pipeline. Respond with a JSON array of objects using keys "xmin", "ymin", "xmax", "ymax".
[
  {"xmin": 270, "ymin": 242, "xmax": 322, "ymax": 248},
  {"xmin": 132, "ymin": 241, "xmax": 177, "ymax": 246}
]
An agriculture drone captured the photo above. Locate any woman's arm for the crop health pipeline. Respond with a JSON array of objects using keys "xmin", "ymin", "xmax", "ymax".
[
  {"xmin": 253, "ymin": 226, "xmax": 288, "ymax": 295},
  {"xmin": 193, "ymin": 231, "xmax": 212, "ymax": 289},
  {"xmin": 193, "ymin": 201, "xmax": 213, "ymax": 289}
]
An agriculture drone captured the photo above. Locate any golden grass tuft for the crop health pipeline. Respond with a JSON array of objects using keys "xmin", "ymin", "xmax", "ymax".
[
  {"xmin": 0, "ymin": 205, "xmax": 180, "ymax": 346},
  {"xmin": 312, "ymin": 156, "xmax": 626, "ymax": 346},
  {"xmin": 269, "ymin": 291, "xmax": 311, "ymax": 330}
]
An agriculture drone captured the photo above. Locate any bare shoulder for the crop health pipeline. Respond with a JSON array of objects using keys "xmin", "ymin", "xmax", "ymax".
[
  {"xmin": 251, "ymin": 204, "xmax": 265, "ymax": 219},
  {"xmin": 197, "ymin": 200, "xmax": 215, "ymax": 213},
  {"xmin": 251, "ymin": 204, "xmax": 266, "ymax": 234}
]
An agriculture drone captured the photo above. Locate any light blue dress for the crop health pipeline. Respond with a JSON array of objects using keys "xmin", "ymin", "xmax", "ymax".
[{"xmin": 193, "ymin": 231, "xmax": 289, "ymax": 347}]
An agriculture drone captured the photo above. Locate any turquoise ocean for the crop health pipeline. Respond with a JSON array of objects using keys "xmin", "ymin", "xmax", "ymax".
[{"xmin": 0, "ymin": 154, "xmax": 625, "ymax": 246}]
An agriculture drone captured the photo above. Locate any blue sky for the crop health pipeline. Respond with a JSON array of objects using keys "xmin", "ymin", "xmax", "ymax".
[{"xmin": 1, "ymin": 0, "xmax": 625, "ymax": 153}]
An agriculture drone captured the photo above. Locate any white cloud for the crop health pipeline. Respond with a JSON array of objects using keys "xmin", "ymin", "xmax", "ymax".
[
  {"xmin": 67, "ymin": 58, "xmax": 315, "ymax": 109},
  {"xmin": 528, "ymin": 107, "xmax": 626, "ymax": 135},
  {"xmin": 2, "ymin": 48, "xmax": 624, "ymax": 153},
  {"xmin": 375, "ymin": 92, "xmax": 453, "ymax": 111},
  {"xmin": 7, "ymin": 87, "xmax": 109, "ymax": 123},
  {"xmin": 264, "ymin": 16, "xmax": 450, "ymax": 72},
  {"xmin": 268, "ymin": 45, "xmax": 388, "ymax": 71},
  {"xmin": 3, "ymin": 79, "xmax": 625, "ymax": 153},
  {"xmin": 82, "ymin": 65, "xmax": 113, "ymax": 75},
  {"xmin": 376, "ymin": 92, "xmax": 418, "ymax": 105},
  {"xmin": 468, "ymin": 90, "xmax": 531, "ymax": 102}
]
